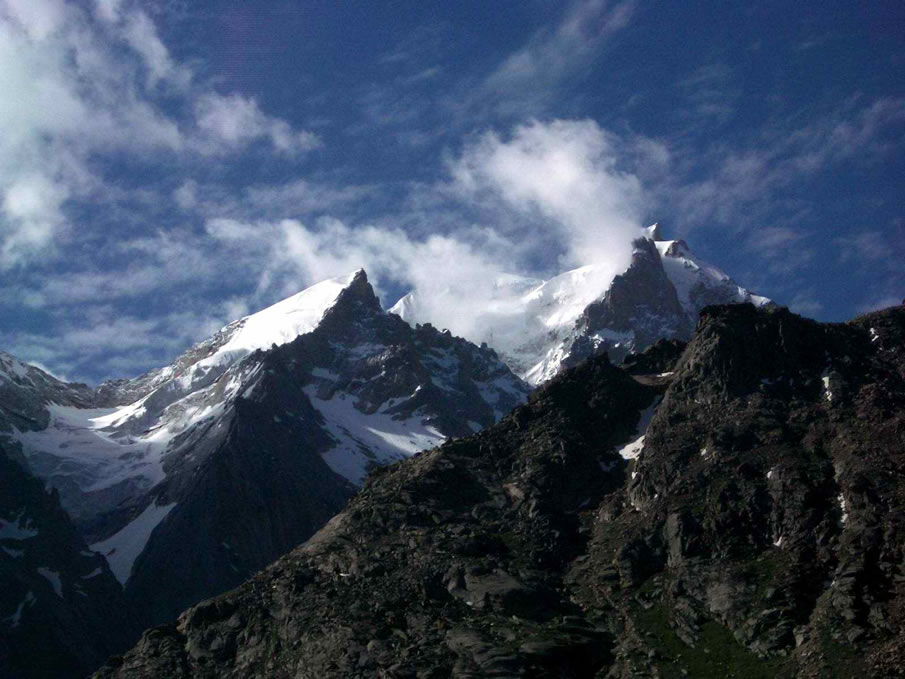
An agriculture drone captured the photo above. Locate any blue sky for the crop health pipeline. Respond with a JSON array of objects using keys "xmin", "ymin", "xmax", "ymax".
[{"xmin": 1, "ymin": 0, "xmax": 902, "ymax": 382}]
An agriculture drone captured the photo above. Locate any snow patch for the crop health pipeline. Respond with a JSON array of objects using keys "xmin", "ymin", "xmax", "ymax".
[
  {"xmin": 822, "ymin": 375, "xmax": 833, "ymax": 402},
  {"xmin": 617, "ymin": 398, "xmax": 661, "ymax": 460},
  {"xmin": 13, "ymin": 404, "xmax": 174, "ymax": 496},
  {"xmin": 90, "ymin": 500, "xmax": 177, "ymax": 585},
  {"xmin": 307, "ymin": 387, "xmax": 445, "ymax": 486},
  {"xmin": 838, "ymin": 493, "xmax": 848, "ymax": 525},
  {"xmin": 37, "ymin": 568, "xmax": 62, "ymax": 597},
  {"xmin": 619, "ymin": 435, "xmax": 646, "ymax": 461}
]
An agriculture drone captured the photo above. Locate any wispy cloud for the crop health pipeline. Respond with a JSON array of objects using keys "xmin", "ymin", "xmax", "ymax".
[
  {"xmin": 676, "ymin": 63, "xmax": 738, "ymax": 124},
  {"xmin": 194, "ymin": 93, "xmax": 322, "ymax": 155},
  {"xmin": 658, "ymin": 96, "xmax": 905, "ymax": 235},
  {"xmin": 474, "ymin": 0, "xmax": 636, "ymax": 118},
  {"xmin": 449, "ymin": 119, "xmax": 643, "ymax": 272},
  {"xmin": 0, "ymin": 0, "xmax": 318, "ymax": 268}
]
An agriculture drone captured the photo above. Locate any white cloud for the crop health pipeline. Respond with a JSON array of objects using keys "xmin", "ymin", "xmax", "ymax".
[
  {"xmin": 197, "ymin": 119, "xmax": 647, "ymax": 347},
  {"xmin": 119, "ymin": 9, "xmax": 181, "ymax": 88},
  {"xmin": 195, "ymin": 93, "xmax": 322, "ymax": 155},
  {"xmin": 451, "ymin": 119, "xmax": 643, "ymax": 274},
  {"xmin": 475, "ymin": 0, "xmax": 636, "ymax": 117},
  {"xmin": 205, "ymin": 214, "xmax": 520, "ymax": 342},
  {"xmin": 6, "ymin": 116, "xmax": 650, "ymax": 377},
  {"xmin": 93, "ymin": 0, "xmax": 121, "ymax": 23},
  {"xmin": 1, "ymin": 0, "xmax": 66, "ymax": 40},
  {"xmin": 1, "ymin": 174, "xmax": 68, "ymax": 266},
  {"xmin": 0, "ymin": 0, "xmax": 319, "ymax": 268}
]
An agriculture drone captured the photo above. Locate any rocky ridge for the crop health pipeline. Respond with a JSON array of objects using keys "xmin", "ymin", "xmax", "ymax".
[{"xmin": 95, "ymin": 303, "xmax": 905, "ymax": 678}]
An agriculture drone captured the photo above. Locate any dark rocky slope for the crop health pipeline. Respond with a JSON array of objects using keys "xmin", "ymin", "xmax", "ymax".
[
  {"xmin": 0, "ymin": 449, "xmax": 136, "ymax": 679},
  {"xmin": 96, "ymin": 304, "xmax": 905, "ymax": 678}
]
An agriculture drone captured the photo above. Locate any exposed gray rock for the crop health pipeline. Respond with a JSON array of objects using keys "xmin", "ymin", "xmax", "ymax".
[{"xmin": 96, "ymin": 304, "xmax": 905, "ymax": 678}]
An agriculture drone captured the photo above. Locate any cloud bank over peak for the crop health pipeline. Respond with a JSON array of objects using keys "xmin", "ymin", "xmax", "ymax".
[
  {"xmin": 202, "ymin": 118, "xmax": 646, "ymax": 347},
  {"xmin": 451, "ymin": 119, "xmax": 643, "ymax": 275}
]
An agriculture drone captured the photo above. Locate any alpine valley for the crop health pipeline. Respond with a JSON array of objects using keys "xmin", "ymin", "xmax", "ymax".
[{"xmin": 2, "ymin": 230, "xmax": 903, "ymax": 679}]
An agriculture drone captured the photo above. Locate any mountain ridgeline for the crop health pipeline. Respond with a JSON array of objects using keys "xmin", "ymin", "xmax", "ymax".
[
  {"xmin": 96, "ymin": 304, "xmax": 905, "ymax": 678},
  {"xmin": 2, "ymin": 241, "xmax": 901, "ymax": 678},
  {"xmin": 0, "ymin": 270, "xmax": 529, "ymax": 675}
]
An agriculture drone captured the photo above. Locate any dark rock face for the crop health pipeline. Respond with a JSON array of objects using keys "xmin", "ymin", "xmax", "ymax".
[
  {"xmin": 0, "ymin": 353, "xmax": 94, "ymax": 434},
  {"xmin": 0, "ymin": 449, "xmax": 136, "ymax": 679},
  {"xmin": 583, "ymin": 304, "xmax": 905, "ymax": 677},
  {"xmin": 122, "ymin": 363, "xmax": 355, "ymax": 629},
  {"xmin": 96, "ymin": 304, "xmax": 905, "ymax": 678},
  {"xmin": 621, "ymin": 338, "xmax": 687, "ymax": 376},
  {"xmin": 560, "ymin": 236, "xmax": 756, "ymax": 371}
]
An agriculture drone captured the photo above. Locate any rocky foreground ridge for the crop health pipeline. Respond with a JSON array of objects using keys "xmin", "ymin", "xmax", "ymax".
[{"xmin": 96, "ymin": 303, "xmax": 905, "ymax": 678}]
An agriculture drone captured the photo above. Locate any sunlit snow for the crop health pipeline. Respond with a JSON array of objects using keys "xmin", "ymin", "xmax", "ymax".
[{"xmin": 307, "ymin": 387, "xmax": 445, "ymax": 485}]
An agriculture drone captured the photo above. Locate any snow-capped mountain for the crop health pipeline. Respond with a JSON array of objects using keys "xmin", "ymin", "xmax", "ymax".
[
  {"xmin": 391, "ymin": 224, "xmax": 771, "ymax": 384},
  {"xmin": 0, "ymin": 270, "xmax": 529, "ymax": 630}
]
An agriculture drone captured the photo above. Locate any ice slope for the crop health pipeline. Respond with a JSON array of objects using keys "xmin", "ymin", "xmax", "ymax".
[
  {"xmin": 656, "ymin": 239, "xmax": 771, "ymax": 317},
  {"xmin": 178, "ymin": 270, "xmax": 363, "ymax": 385},
  {"xmin": 306, "ymin": 386, "xmax": 445, "ymax": 486},
  {"xmin": 90, "ymin": 500, "xmax": 176, "ymax": 585}
]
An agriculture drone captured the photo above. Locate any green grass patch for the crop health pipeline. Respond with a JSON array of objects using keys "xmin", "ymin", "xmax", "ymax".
[{"xmin": 631, "ymin": 602, "xmax": 791, "ymax": 678}]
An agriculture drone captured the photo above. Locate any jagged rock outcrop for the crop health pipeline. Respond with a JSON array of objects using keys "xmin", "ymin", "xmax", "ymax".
[
  {"xmin": 562, "ymin": 237, "xmax": 693, "ymax": 371},
  {"xmin": 577, "ymin": 303, "xmax": 905, "ymax": 677},
  {"xmin": 96, "ymin": 303, "xmax": 905, "ymax": 678}
]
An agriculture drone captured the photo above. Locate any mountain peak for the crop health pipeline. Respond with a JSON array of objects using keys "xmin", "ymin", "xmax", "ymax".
[
  {"xmin": 209, "ymin": 270, "xmax": 369, "ymax": 359},
  {"xmin": 645, "ymin": 222, "xmax": 663, "ymax": 241},
  {"xmin": 319, "ymin": 267, "xmax": 384, "ymax": 323}
]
